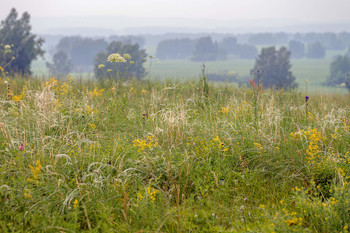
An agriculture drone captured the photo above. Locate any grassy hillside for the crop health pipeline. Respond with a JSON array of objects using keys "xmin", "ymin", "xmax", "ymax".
[{"xmin": 0, "ymin": 75, "xmax": 349, "ymax": 232}]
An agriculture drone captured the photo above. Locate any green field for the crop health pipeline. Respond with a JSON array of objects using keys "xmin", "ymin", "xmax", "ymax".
[
  {"xmin": 32, "ymin": 49, "xmax": 348, "ymax": 94},
  {"xmin": 0, "ymin": 75, "xmax": 349, "ymax": 232}
]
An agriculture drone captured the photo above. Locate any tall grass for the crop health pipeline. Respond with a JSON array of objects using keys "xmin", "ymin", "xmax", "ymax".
[{"xmin": 0, "ymin": 75, "xmax": 349, "ymax": 232}]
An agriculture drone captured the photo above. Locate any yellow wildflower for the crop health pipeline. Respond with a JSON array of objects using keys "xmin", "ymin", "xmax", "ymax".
[
  {"xmin": 28, "ymin": 160, "xmax": 42, "ymax": 180},
  {"xmin": 219, "ymin": 106, "xmax": 229, "ymax": 114},
  {"xmin": 72, "ymin": 199, "xmax": 79, "ymax": 208},
  {"xmin": 13, "ymin": 95, "xmax": 22, "ymax": 102},
  {"xmin": 24, "ymin": 189, "xmax": 32, "ymax": 199}
]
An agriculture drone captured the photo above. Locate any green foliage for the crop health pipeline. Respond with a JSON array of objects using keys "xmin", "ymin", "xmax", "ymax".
[
  {"xmin": 94, "ymin": 41, "xmax": 147, "ymax": 80},
  {"xmin": 307, "ymin": 42, "xmax": 326, "ymax": 59},
  {"xmin": 0, "ymin": 8, "xmax": 44, "ymax": 75},
  {"xmin": 251, "ymin": 46, "xmax": 298, "ymax": 90},
  {"xmin": 288, "ymin": 40, "xmax": 305, "ymax": 59},
  {"xmin": 192, "ymin": 36, "xmax": 226, "ymax": 61},
  {"xmin": 156, "ymin": 38, "xmax": 195, "ymax": 59},
  {"xmin": 55, "ymin": 36, "xmax": 108, "ymax": 72},
  {"xmin": 46, "ymin": 51, "xmax": 73, "ymax": 77},
  {"xmin": 0, "ymin": 75, "xmax": 349, "ymax": 232},
  {"xmin": 327, "ymin": 55, "xmax": 350, "ymax": 86}
]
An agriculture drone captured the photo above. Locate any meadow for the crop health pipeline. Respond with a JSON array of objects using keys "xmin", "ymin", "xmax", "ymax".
[{"xmin": 0, "ymin": 72, "xmax": 349, "ymax": 232}]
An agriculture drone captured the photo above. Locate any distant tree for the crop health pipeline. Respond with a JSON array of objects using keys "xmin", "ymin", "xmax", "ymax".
[
  {"xmin": 192, "ymin": 37, "xmax": 220, "ymax": 61},
  {"xmin": 249, "ymin": 33, "xmax": 274, "ymax": 45},
  {"xmin": 46, "ymin": 51, "xmax": 73, "ymax": 76},
  {"xmin": 108, "ymin": 35, "xmax": 145, "ymax": 48},
  {"xmin": 156, "ymin": 38, "xmax": 196, "ymax": 60},
  {"xmin": 94, "ymin": 41, "xmax": 147, "ymax": 79},
  {"xmin": 326, "ymin": 55, "xmax": 350, "ymax": 86},
  {"xmin": 288, "ymin": 40, "xmax": 305, "ymax": 59},
  {"xmin": 322, "ymin": 32, "xmax": 345, "ymax": 50},
  {"xmin": 306, "ymin": 42, "xmax": 325, "ymax": 59},
  {"xmin": 251, "ymin": 46, "xmax": 298, "ymax": 90},
  {"xmin": 237, "ymin": 44, "xmax": 258, "ymax": 59},
  {"xmin": 0, "ymin": 8, "xmax": 44, "ymax": 75},
  {"xmin": 55, "ymin": 36, "xmax": 107, "ymax": 72},
  {"xmin": 219, "ymin": 37, "xmax": 239, "ymax": 54}
]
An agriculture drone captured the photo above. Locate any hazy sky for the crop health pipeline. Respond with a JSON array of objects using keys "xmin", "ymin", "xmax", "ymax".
[{"xmin": 1, "ymin": 0, "xmax": 350, "ymax": 33}]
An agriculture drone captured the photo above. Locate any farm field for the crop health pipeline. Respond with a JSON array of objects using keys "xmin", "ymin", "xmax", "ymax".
[
  {"xmin": 0, "ymin": 75, "xmax": 349, "ymax": 232},
  {"xmin": 32, "ymin": 51, "xmax": 348, "ymax": 94}
]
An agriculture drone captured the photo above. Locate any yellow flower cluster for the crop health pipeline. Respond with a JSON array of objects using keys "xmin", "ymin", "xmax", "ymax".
[
  {"xmin": 24, "ymin": 189, "xmax": 32, "ymax": 199},
  {"xmin": 254, "ymin": 143, "xmax": 263, "ymax": 150},
  {"xmin": 305, "ymin": 129, "xmax": 323, "ymax": 162},
  {"xmin": 88, "ymin": 123, "xmax": 96, "ymax": 129},
  {"xmin": 13, "ymin": 85, "xmax": 26, "ymax": 102},
  {"xmin": 147, "ymin": 187, "xmax": 158, "ymax": 202},
  {"xmin": 27, "ymin": 160, "xmax": 42, "ymax": 182},
  {"xmin": 45, "ymin": 77, "xmax": 58, "ymax": 88},
  {"xmin": 219, "ymin": 106, "xmax": 229, "ymax": 114},
  {"xmin": 72, "ymin": 199, "xmax": 79, "ymax": 208},
  {"xmin": 88, "ymin": 87, "xmax": 104, "ymax": 97},
  {"xmin": 132, "ymin": 136, "xmax": 158, "ymax": 152}
]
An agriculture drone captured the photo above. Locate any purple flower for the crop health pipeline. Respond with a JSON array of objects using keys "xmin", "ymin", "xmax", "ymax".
[{"xmin": 305, "ymin": 96, "xmax": 309, "ymax": 102}]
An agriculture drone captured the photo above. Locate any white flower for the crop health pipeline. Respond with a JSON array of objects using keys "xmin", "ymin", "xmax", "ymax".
[{"xmin": 107, "ymin": 53, "xmax": 126, "ymax": 63}]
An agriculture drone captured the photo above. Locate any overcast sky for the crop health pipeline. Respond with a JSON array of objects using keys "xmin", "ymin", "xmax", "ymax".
[{"xmin": 1, "ymin": 0, "xmax": 350, "ymax": 33}]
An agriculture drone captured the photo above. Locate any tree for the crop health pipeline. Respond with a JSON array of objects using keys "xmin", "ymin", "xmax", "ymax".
[
  {"xmin": 94, "ymin": 41, "xmax": 147, "ymax": 79},
  {"xmin": 0, "ymin": 8, "xmax": 44, "ymax": 74},
  {"xmin": 326, "ymin": 55, "xmax": 350, "ymax": 86},
  {"xmin": 46, "ymin": 51, "xmax": 73, "ymax": 76},
  {"xmin": 219, "ymin": 37, "xmax": 238, "ymax": 54},
  {"xmin": 156, "ymin": 38, "xmax": 195, "ymax": 60},
  {"xmin": 192, "ymin": 37, "xmax": 221, "ymax": 61},
  {"xmin": 306, "ymin": 42, "xmax": 325, "ymax": 59},
  {"xmin": 288, "ymin": 40, "xmax": 305, "ymax": 59},
  {"xmin": 55, "ymin": 36, "xmax": 107, "ymax": 72},
  {"xmin": 251, "ymin": 46, "xmax": 298, "ymax": 90}
]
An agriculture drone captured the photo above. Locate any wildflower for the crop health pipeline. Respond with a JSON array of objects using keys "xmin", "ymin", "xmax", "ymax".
[
  {"xmin": 13, "ymin": 95, "xmax": 22, "ymax": 102},
  {"xmin": 98, "ymin": 64, "xmax": 105, "ymax": 69},
  {"xmin": 4, "ymin": 44, "xmax": 11, "ymax": 50},
  {"xmin": 147, "ymin": 187, "xmax": 158, "ymax": 202},
  {"xmin": 0, "ymin": 66, "xmax": 4, "ymax": 72},
  {"xmin": 219, "ymin": 106, "xmax": 229, "ymax": 114},
  {"xmin": 129, "ymin": 61, "xmax": 135, "ymax": 64},
  {"xmin": 72, "ymin": 199, "xmax": 79, "ymax": 208},
  {"xmin": 141, "ymin": 89, "xmax": 148, "ymax": 94},
  {"xmin": 248, "ymin": 79, "xmax": 256, "ymax": 88},
  {"xmin": 123, "ymin": 53, "xmax": 132, "ymax": 60},
  {"xmin": 18, "ymin": 143, "xmax": 24, "ymax": 151},
  {"xmin": 138, "ymin": 192, "xmax": 143, "ymax": 200},
  {"xmin": 28, "ymin": 160, "xmax": 42, "ymax": 180},
  {"xmin": 24, "ymin": 189, "xmax": 32, "ymax": 199},
  {"xmin": 305, "ymin": 96, "xmax": 309, "ymax": 102},
  {"xmin": 107, "ymin": 69, "xmax": 112, "ymax": 72},
  {"xmin": 254, "ymin": 143, "xmax": 263, "ymax": 150},
  {"xmin": 107, "ymin": 53, "xmax": 126, "ymax": 63}
]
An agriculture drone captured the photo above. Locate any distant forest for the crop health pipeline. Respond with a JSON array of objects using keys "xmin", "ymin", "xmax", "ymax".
[{"xmin": 42, "ymin": 32, "xmax": 350, "ymax": 73}]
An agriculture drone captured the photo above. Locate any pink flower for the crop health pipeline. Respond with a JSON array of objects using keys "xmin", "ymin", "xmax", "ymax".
[{"xmin": 18, "ymin": 143, "xmax": 24, "ymax": 151}]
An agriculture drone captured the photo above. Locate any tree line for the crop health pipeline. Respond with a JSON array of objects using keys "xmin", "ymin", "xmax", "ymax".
[{"xmin": 1, "ymin": 8, "xmax": 350, "ymax": 91}]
